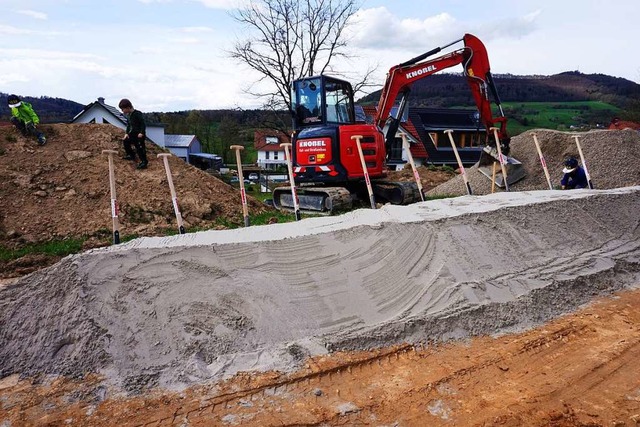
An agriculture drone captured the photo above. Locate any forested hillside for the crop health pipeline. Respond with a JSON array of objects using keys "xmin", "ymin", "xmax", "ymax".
[{"xmin": 359, "ymin": 71, "xmax": 640, "ymax": 116}]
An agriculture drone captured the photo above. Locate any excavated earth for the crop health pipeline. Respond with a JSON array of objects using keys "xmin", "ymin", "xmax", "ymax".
[{"xmin": 1, "ymin": 127, "xmax": 640, "ymax": 426}]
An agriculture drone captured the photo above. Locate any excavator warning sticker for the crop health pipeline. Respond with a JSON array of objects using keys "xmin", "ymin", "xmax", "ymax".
[{"xmin": 297, "ymin": 138, "xmax": 332, "ymax": 164}]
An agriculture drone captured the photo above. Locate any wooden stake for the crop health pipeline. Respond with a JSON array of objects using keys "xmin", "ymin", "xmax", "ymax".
[
  {"xmin": 532, "ymin": 133, "xmax": 553, "ymax": 190},
  {"xmin": 280, "ymin": 142, "xmax": 301, "ymax": 220},
  {"xmin": 351, "ymin": 135, "xmax": 376, "ymax": 209},
  {"xmin": 491, "ymin": 162, "xmax": 497, "ymax": 194},
  {"xmin": 572, "ymin": 135, "xmax": 594, "ymax": 189},
  {"xmin": 490, "ymin": 127, "xmax": 509, "ymax": 191},
  {"xmin": 444, "ymin": 129, "xmax": 472, "ymax": 195},
  {"xmin": 102, "ymin": 150, "xmax": 120, "ymax": 244},
  {"xmin": 157, "ymin": 153, "xmax": 185, "ymax": 234},
  {"xmin": 399, "ymin": 133, "xmax": 425, "ymax": 201},
  {"xmin": 230, "ymin": 145, "xmax": 250, "ymax": 226}
]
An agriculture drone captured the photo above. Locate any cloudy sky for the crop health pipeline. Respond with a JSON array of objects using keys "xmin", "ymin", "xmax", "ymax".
[{"xmin": 1, "ymin": 0, "xmax": 638, "ymax": 112}]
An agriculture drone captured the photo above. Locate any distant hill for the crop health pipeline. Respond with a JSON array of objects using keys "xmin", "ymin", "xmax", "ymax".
[
  {"xmin": 0, "ymin": 93, "xmax": 83, "ymax": 124},
  {"xmin": 358, "ymin": 71, "xmax": 640, "ymax": 113},
  {"xmin": 3, "ymin": 71, "xmax": 639, "ymax": 125}
]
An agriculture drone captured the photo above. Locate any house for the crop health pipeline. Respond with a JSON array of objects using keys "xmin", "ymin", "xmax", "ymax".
[
  {"xmin": 408, "ymin": 108, "xmax": 488, "ymax": 166},
  {"xmin": 359, "ymin": 105, "xmax": 428, "ymax": 171},
  {"xmin": 254, "ymin": 129, "xmax": 289, "ymax": 170},
  {"xmin": 164, "ymin": 134, "xmax": 201, "ymax": 164},
  {"xmin": 71, "ymin": 97, "xmax": 166, "ymax": 146}
]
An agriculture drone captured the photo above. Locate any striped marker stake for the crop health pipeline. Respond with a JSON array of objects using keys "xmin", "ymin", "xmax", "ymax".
[
  {"xmin": 399, "ymin": 132, "xmax": 425, "ymax": 201},
  {"xmin": 230, "ymin": 145, "xmax": 250, "ymax": 226},
  {"xmin": 572, "ymin": 135, "xmax": 594, "ymax": 189},
  {"xmin": 102, "ymin": 150, "xmax": 120, "ymax": 244},
  {"xmin": 351, "ymin": 135, "xmax": 376, "ymax": 209},
  {"xmin": 280, "ymin": 142, "xmax": 301, "ymax": 220},
  {"xmin": 157, "ymin": 153, "xmax": 185, "ymax": 234},
  {"xmin": 490, "ymin": 127, "xmax": 509, "ymax": 192},
  {"xmin": 532, "ymin": 133, "xmax": 553, "ymax": 190},
  {"xmin": 444, "ymin": 129, "xmax": 472, "ymax": 195}
]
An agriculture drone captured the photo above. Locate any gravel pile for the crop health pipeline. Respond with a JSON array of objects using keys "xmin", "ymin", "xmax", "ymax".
[{"xmin": 428, "ymin": 128, "xmax": 640, "ymax": 196}]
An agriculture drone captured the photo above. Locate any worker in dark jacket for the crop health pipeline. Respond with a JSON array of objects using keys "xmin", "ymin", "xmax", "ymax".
[
  {"xmin": 7, "ymin": 94, "xmax": 46, "ymax": 145},
  {"xmin": 560, "ymin": 156, "xmax": 588, "ymax": 189},
  {"xmin": 118, "ymin": 98, "xmax": 148, "ymax": 169}
]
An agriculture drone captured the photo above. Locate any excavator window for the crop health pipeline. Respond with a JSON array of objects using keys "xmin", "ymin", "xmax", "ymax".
[
  {"xmin": 293, "ymin": 78, "xmax": 322, "ymax": 127},
  {"xmin": 325, "ymin": 81, "xmax": 354, "ymax": 125}
]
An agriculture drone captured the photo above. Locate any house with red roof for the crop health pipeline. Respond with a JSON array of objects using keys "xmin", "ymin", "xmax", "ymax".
[{"xmin": 253, "ymin": 129, "xmax": 289, "ymax": 170}]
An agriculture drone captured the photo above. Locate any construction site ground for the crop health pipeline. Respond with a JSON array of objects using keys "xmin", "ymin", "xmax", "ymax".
[{"xmin": 1, "ymin": 125, "xmax": 640, "ymax": 426}]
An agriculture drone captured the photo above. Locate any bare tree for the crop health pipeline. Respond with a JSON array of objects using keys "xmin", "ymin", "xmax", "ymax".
[{"xmin": 229, "ymin": 0, "xmax": 375, "ymax": 122}]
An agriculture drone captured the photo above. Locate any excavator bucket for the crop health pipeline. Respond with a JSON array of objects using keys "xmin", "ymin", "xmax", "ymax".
[{"xmin": 476, "ymin": 146, "xmax": 527, "ymax": 188}]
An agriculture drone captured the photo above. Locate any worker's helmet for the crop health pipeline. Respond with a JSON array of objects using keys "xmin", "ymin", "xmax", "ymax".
[
  {"xmin": 7, "ymin": 94, "xmax": 21, "ymax": 108},
  {"xmin": 562, "ymin": 156, "xmax": 578, "ymax": 173}
]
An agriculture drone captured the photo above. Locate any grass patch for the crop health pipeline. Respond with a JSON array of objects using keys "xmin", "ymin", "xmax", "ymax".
[
  {"xmin": 0, "ymin": 238, "xmax": 85, "ymax": 262},
  {"xmin": 500, "ymin": 101, "xmax": 619, "ymax": 135}
]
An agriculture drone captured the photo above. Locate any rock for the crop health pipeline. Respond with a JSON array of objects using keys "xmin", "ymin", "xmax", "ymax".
[
  {"xmin": 64, "ymin": 150, "xmax": 92, "ymax": 162},
  {"xmin": 34, "ymin": 191, "xmax": 47, "ymax": 197}
]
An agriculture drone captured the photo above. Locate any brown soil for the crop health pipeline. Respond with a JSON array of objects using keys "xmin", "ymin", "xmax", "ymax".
[
  {"xmin": 0, "ymin": 124, "xmax": 271, "ymax": 278},
  {"xmin": 0, "ymin": 124, "xmax": 456, "ymax": 279},
  {"xmin": 2, "ymin": 287, "xmax": 639, "ymax": 426}
]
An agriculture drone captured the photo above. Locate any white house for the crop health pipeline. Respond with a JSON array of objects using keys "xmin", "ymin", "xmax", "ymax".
[
  {"xmin": 72, "ymin": 97, "xmax": 166, "ymax": 147},
  {"xmin": 254, "ymin": 129, "xmax": 288, "ymax": 170}
]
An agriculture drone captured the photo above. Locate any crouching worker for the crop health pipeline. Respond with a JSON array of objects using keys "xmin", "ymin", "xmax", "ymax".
[
  {"xmin": 560, "ymin": 156, "xmax": 588, "ymax": 189},
  {"xmin": 118, "ymin": 98, "xmax": 148, "ymax": 170},
  {"xmin": 7, "ymin": 94, "xmax": 46, "ymax": 145}
]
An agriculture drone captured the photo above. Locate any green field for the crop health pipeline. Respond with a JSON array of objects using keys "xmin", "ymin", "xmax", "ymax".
[{"xmin": 500, "ymin": 101, "xmax": 620, "ymax": 135}]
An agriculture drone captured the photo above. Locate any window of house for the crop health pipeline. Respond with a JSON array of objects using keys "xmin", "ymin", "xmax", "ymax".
[
  {"xmin": 266, "ymin": 136, "xmax": 278, "ymax": 144},
  {"xmin": 265, "ymin": 151, "xmax": 270, "ymax": 160},
  {"xmin": 274, "ymin": 151, "xmax": 279, "ymax": 160}
]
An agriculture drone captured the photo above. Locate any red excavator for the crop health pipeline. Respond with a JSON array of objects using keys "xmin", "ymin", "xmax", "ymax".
[{"xmin": 273, "ymin": 33, "xmax": 525, "ymax": 213}]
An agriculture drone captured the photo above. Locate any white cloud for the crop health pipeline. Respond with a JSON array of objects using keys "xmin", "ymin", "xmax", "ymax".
[
  {"xmin": 16, "ymin": 9, "xmax": 48, "ymax": 20},
  {"xmin": 347, "ymin": 8, "xmax": 458, "ymax": 50}
]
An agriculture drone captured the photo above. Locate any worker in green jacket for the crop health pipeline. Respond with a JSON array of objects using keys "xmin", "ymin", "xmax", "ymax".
[
  {"xmin": 118, "ymin": 98, "xmax": 148, "ymax": 169},
  {"xmin": 7, "ymin": 94, "xmax": 46, "ymax": 145}
]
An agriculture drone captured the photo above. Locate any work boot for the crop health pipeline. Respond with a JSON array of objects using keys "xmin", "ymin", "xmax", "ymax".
[
  {"xmin": 37, "ymin": 134, "xmax": 46, "ymax": 145},
  {"xmin": 137, "ymin": 161, "xmax": 148, "ymax": 170}
]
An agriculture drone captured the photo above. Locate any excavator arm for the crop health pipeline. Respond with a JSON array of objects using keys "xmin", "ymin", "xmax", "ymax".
[{"xmin": 375, "ymin": 34, "xmax": 509, "ymax": 153}]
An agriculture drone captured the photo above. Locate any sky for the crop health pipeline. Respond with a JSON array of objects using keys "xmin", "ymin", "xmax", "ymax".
[{"xmin": 1, "ymin": 0, "xmax": 638, "ymax": 112}]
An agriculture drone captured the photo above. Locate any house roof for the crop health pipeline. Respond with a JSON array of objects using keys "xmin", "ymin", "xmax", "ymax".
[
  {"xmin": 254, "ymin": 129, "xmax": 289, "ymax": 152},
  {"xmin": 360, "ymin": 105, "xmax": 427, "ymax": 159},
  {"xmin": 165, "ymin": 134, "xmax": 198, "ymax": 148},
  {"xmin": 72, "ymin": 97, "xmax": 127, "ymax": 125},
  {"xmin": 413, "ymin": 108, "xmax": 485, "ymax": 132},
  {"xmin": 72, "ymin": 97, "xmax": 164, "ymax": 127},
  {"xmin": 609, "ymin": 118, "xmax": 640, "ymax": 131}
]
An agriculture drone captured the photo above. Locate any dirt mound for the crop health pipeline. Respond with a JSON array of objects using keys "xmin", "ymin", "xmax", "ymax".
[
  {"xmin": 429, "ymin": 128, "xmax": 640, "ymax": 196},
  {"xmin": 0, "ymin": 124, "xmax": 270, "ymax": 273}
]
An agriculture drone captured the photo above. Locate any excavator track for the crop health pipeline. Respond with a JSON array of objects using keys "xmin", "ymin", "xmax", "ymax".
[
  {"xmin": 273, "ymin": 186, "xmax": 353, "ymax": 214},
  {"xmin": 273, "ymin": 181, "xmax": 422, "ymax": 215}
]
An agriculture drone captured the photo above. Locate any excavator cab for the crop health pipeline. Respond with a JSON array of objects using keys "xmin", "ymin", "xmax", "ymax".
[{"xmin": 292, "ymin": 76, "xmax": 355, "ymax": 129}]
